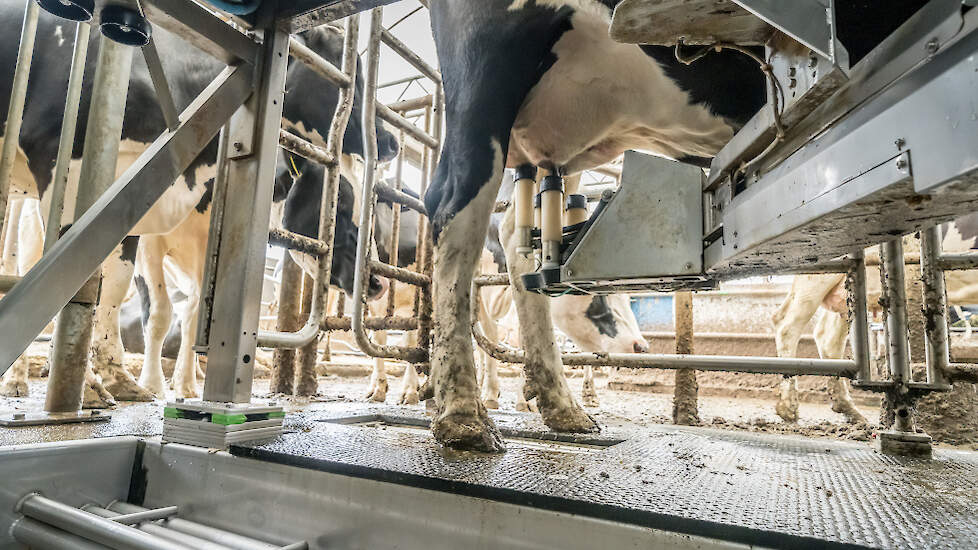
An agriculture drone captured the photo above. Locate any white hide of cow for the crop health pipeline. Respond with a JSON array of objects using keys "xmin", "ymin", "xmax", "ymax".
[{"xmin": 0, "ymin": 138, "xmax": 211, "ymax": 405}]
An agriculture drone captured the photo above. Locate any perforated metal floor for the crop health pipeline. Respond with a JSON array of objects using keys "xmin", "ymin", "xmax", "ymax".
[{"xmin": 233, "ymin": 405, "xmax": 978, "ymax": 550}]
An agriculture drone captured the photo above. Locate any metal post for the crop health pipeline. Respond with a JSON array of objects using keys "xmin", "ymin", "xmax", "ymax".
[
  {"xmin": 0, "ymin": 0, "xmax": 39, "ymax": 236},
  {"xmin": 881, "ymin": 238, "xmax": 911, "ymax": 385},
  {"xmin": 270, "ymin": 253, "xmax": 303, "ymax": 394},
  {"xmin": 254, "ymin": 15, "xmax": 359, "ymax": 350},
  {"xmin": 44, "ymin": 23, "xmax": 92, "ymax": 253},
  {"xmin": 672, "ymin": 291, "xmax": 699, "ymax": 425},
  {"xmin": 202, "ymin": 25, "xmax": 290, "ymax": 403},
  {"xmin": 295, "ymin": 273, "xmax": 318, "ymax": 396},
  {"xmin": 920, "ymin": 225, "xmax": 950, "ymax": 386},
  {"xmin": 847, "ymin": 249, "xmax": 872, "ymax": 382},
  {"xmin": 46, "ymin": 36, "xmax": 132, "ymax": 413}
]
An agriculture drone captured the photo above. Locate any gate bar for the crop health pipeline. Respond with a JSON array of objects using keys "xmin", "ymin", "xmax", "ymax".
[
  {"xmin": 0, "ymin": 0, "xmax": 39, "ymax": 237},
  {"xmin": 44, "ymin": 22, "xmax": 92, "ymax": 253},
  {"xmin": 256, "ymin": 15, "xmax": 360, "ymax": 350}
]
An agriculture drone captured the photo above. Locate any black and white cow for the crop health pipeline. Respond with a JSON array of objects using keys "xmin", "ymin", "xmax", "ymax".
[
  {"xmin": 0, "ymin": 3, "xmax": 395, "ymax": 402},
  {"xmin": 422, "ymin": 0, "xmax": 929, "ymax": 451}
]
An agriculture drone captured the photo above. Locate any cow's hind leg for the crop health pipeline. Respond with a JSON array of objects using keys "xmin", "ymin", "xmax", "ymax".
[
  {"xmin": 135, "ymin": 241, "xmax": 171, "ymax": 398},
  {"xmin": 365, "ymin": 331, "xmax": 389, "ymax": 402},
  {"xmin": 91, "ymin": 239, "xmax": 155, "ymax": 401},
  {"xmin": 814, "ymin": 311, "xmax": 867, "ymax": 424},
  {"xmin": 0, "ymin": 357, "xmax": 30, "ymax": 397},
  {"xmin": 772, "ymin": 276, "xmax": 831, "ymax": 422},
  {"xmin": 398, "ymin": 331, "xmax": 420, "ymax": 405},
  {"xmin": 581, "ymin": 365, "xmax": 599, "ymax": 407},
  {"xmin": 500, "ymin": 203, "xmax": 597, "ymax": 432}
]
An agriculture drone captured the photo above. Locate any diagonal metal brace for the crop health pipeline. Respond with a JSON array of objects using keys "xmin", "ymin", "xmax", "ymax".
[
  {"xmin": 732, "ymin": 0, "xmax": 835, "ymax": 61},
  {"xmin": 0, "ymin": 64, "xmax": 255, "ymax": 374}
]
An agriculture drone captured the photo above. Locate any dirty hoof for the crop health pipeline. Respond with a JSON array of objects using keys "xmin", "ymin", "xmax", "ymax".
[
  {"xmin": 0, "ymin": 379, "xmax": 29, "ymax": 397},
  {"xmin": 399, "ymin": 388, "xmax": 420, "ymax": 405},
  {"xmin": 83, "ymin": 382, "xmax": 117, "ymax": 409},
  {"xmin": 541, "ymin": 404, "xmax": 599, "ymax": 433},
  {"xmin": 775, "ymin": 400, "xmax": 799, "ymax": 423},
  {"xmin": 105, "ymin": 378, "xmax": 156, "ymax": 402},
  {"xmin": 432, "ymin": 409, "xmax": 505, "ymax": 453},
  {"xmin": 832, "ymin": 402, "xmax": 867, "ymax": 425},
  {"xmin": 581, "ymin": 392, "xmax": 599, "ymax": 408},
  {"xmin": 365, "ymin": 377, "xmax": 388, "ymax": 403},
  {"xmin": 483, "ymin": 398, "xmax": 499, "ymax": 410},
  {"xmin": 174, "ymin": 384, "xmax": 199, "ymax": 400}
]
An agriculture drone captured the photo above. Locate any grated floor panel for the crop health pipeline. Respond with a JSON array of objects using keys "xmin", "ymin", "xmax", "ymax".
[{"xmin": 233, "ymin": 405, "xmax": 978, "ymax": 550}]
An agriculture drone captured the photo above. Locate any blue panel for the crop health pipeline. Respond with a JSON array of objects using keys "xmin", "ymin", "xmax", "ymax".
[{"xmin": 630, "ymin": 296, "xmax": 673, "ymax": 330}]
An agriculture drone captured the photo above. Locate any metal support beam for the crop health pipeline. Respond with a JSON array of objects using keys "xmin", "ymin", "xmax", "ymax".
[
  {"xmin": 920, "ymin": 226, "xmax": 950, "ymax": 386},
  {"xmin": 0, "ymin": 64, "xmax": 255, "ymax": 375},
  {"xmin": 141, "ymin": 38, "xmax": 181, "ymax": 131},
  {"xmin": 881, "ymin": 238, "xmax": 911, "ymax": 386},
  {"xmin": 142, "ymin": 0, "xmax": 260, "ymax": 65},
  {"xmin": 847, "ymin": 250, "xmax": 873, "ymax": 383},
  {"xmin": 46, "ymin": 36, "xmax": 133, "ymax": 414},
  {"xmin": 202, "ymin": 28, "xmax": 291, "ymax": 403}
]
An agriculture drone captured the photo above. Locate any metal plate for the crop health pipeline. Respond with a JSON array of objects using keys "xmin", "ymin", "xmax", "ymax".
[
  {"xmin": 610, "ymin": 0, "xmax": 772, "ymax": 46},
  {"xmin": 0, "ymin": 410, "xmax": 110, "ymax": 427},
  {"xmin": 234, "ymin": 404, "xmax": 978, "ymax": 550},
  {"xmin": 562, "ymin": 152, "xmax": 704, "ymax": 283}
]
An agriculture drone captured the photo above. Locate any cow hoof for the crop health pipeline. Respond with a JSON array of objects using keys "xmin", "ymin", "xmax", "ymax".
[
  {"xmin": 0, "ymin": 379, "xmax": 29, "ymax": 397},
  {"xmin": 831, "ymin": 402, "xmax": 867, "ymax": 425},
  {"xmin": 775, "ymin": 400, "xmax": 799, "ymax": 423},
  {"xmin": 515, "ymin": 401, "xmax": 529, "ymax": 412},
  {"xmin": 432, "ymin": 409, "xmax": 506, "ymax": 453},
  {"xmin": 399, "ymin": 390, "xmax": 419, "ymax": 405},
  {"xmin": 582, "ymin": 395, "xmax": 599, "ymax": 408},
  {"xmin": 105, "ymin": 379, "xmax": 156, "ymax": 402},
  {"xmin": 541, "ymin": 405, "xmax": 599, "ymax": 433},
  {"xmin": 175, "ymin": 386, "xmax": 199, "ymax": 400},
  {"xmin": 483, "ymin": 398, "xmax": 499, "ymax": 410},
  {"xmin": 83, "ymin": 382, "xmax": 117, "ymax": 409},
  {"xmin": 365, "ymin": 378, "xmax": 388, "ymax": 403}
]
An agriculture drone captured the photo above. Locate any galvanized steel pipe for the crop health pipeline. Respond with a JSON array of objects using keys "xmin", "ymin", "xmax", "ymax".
[
  {"xmin": 257, "ymin": 15, "xmax": 359, "ymax": 350},
  {"xmin": 847, "ymin": 250, "xmax": 873, "ymax": 383},
  {"xmin": 85, "ymin": 505, "xmax": 232, "ymax": 550},
  {"xmin": 45, "ymin": 35, "xmax": 133, "ymax": 413},
  {"xmin": 9, "ymin": 517, "xmax": 108, "ymax": 550},
  {"xmin": 108, "ymin": 502, "xmax": 279, "ymax": 550},
  {"xmin": 17, "ymin": 493, "xmax": 186, "ymax": 550},
  {"xmin": 881, "ymin": 238, "xmax": 912, "ymax": 385},
  {"xmin": 921, "ymin": 226, "xmax": 950, "ymax": 386},
  {"xmin": 349, "ymin": 8, "xmax": 427, "ymax": 364},
  {"xmin": 45, "ymin": 22, "xmax": 92, "ymax": 253},
  {"xmin": 0, "ymin": 0, "xmax": 39, "ymax": 237}
]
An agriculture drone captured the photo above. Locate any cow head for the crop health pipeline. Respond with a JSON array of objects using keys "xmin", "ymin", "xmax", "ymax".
[
  {"xmin": 286, "ymin": 25, "xmax": 400, "ymax": 164},
  {"xmin": 281, "ymin": 158, "xmax": 387, "ymax": 300},
  {"xmin": 552, "ymin": 295, "xmax": 648, "ymax": 354}
]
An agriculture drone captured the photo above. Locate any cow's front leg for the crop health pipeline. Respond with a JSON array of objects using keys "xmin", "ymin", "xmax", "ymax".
[
  {"xmin": 135, "ymin": 241, "xmax": 171, "ymax": 398},
  {"xmin": 581, "ymin": 365, "xmax": 599, "ymax": 407},
  {"xmin": 398, "ymin": 332, "xmax": 421, "ymax": 405},
  {"xmin": 0, "ymin": 356, "xmax": 30, "ymax": 397},
  {"xmin": 91, "ymin": 239, "xmax": 155, "ymax": 401},
  {"xmin": 172, "ymin": 285, "xmax": 201, "ymax": 399},
  {"xmin": 500, "ymin": 201, "xmax": 597, "ymax": 433},
  {"xmin": 428, "ymin": 160, "xmax": 506, "ymax": 452},
  {"xmin": 365, "ymin": 331, "xmax": 389, "ymax": 402}
]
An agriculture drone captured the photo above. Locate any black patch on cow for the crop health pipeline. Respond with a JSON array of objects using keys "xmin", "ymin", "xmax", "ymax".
[
  {"xmin": 424, "ymin": 0, "xmax": 575, "ymax": 241},
  {"xmin": 194, "ymin": 178, "xmax": 214, "ymax": 213},
  {"xmin": 134, "ymin": 274, "xmax": 151, "ymax": 328},
  {"xmin": 120, "ymin": 236, "xmax": 140, "ymax": 264},
  {"xmin": 641, "ymin": 45, "xmax": 766, "ymax": 129},
  {"xmin": 586, "ymin": 296, "xmax": 618, "ymax": 338}
]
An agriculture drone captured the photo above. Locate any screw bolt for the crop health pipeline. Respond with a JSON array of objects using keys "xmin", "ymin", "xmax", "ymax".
[
  {"xmin": 684, "ymin": 262, "xmax": 694, "ymax": 271},
  {"xmin": 233, "ymin": 141, "xmax": 243, "ymax": 151},
  {"xmin": 808, "ymin": 53, "xmax": 819, "ymax": 68},
  {"xmin": 895, "ymin": 138, "xmax": 906, "ymax": 149},
  {"xmin": 925, "ymin": 38, "xmax": 939, "ymax": 54},
  {"xmin": 896, "ymin": 158, "xmax": 908, "ymax": 170}
]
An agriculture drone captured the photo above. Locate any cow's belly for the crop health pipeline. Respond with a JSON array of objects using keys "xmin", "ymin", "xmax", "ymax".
[
  {"xmin": 132, "ymin": 162, "xmax": 215, "ymax": 235},
  {"xmin": 508, "ymin": 11, "xmax": 733, "ymax": 173}
]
